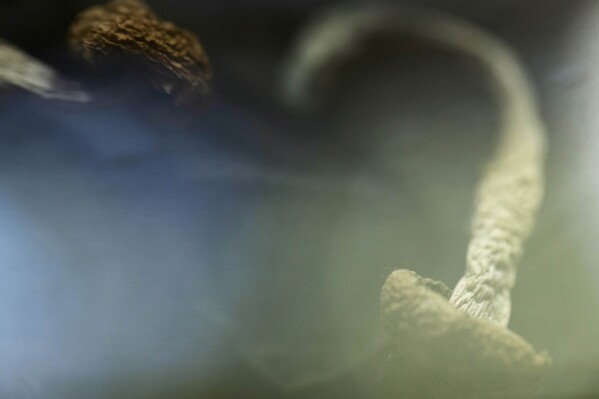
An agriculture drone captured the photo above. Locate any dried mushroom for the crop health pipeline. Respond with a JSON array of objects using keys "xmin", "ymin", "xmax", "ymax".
[{"xmin": 69, "ymin": 0, "xmax": 211, "ymax": 104}]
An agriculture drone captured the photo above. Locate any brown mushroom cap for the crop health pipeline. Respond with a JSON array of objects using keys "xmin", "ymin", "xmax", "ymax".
[
  {"xmin": 69, "ymin": 0, "xmax": 211, "ymax": 104},
  {"xmin": 380, "ymin": 269, "xmax": 550, "ymax": 398}
]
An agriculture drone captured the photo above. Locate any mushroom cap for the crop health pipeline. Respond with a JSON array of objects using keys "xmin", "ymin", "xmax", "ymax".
[{"xmin": 380, "ymin": 269, "xmax": 550, "ymax": 398}]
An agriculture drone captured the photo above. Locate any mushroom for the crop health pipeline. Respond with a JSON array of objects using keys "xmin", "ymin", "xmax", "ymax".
[
  {"xmin": 381, "ymin": 270, "xmax": 550, "ymax": 398},
  {"xmin": 283, "ymin": 4, "xmax": 550, "ymax": 397},
  {"xmin": 68, "ymin": 0, "xmax": 211, "ymax": 104},
  {"xmin": 0, "ymin": 38, "xmax": 89, "ymax": 102}
]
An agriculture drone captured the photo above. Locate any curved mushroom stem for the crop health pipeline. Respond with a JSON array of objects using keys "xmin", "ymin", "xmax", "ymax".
[
  {"xmin": 282, "ymin": 4, "xmax": 549, "ymax": 396},
  {"xmin": 282, "ymin": 4, "xmax": 546, "ymax": 328}
]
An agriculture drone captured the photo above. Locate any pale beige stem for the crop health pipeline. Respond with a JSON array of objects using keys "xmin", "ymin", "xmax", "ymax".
[
  {"xmin": 283, "ymin": 5, "xmax": 550, "ymax": 396},
  {"xmin": 283, "ymin": 4, "xmax": 546, "ymax": 327}
]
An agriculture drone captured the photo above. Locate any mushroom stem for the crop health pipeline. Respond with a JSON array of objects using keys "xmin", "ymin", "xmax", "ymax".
[
  {"xmin": 0, "ymin": 38, "xmax": 89, "ymax": 102},
  {"xmin": 282, "ymin": 4, "xmax": 546, "ymax": 327}
]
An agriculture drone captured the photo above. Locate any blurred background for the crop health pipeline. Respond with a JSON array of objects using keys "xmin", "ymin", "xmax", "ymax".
[{"xmin": 0, "ymin": 0, "xmax": 597, "ymax": 398}]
